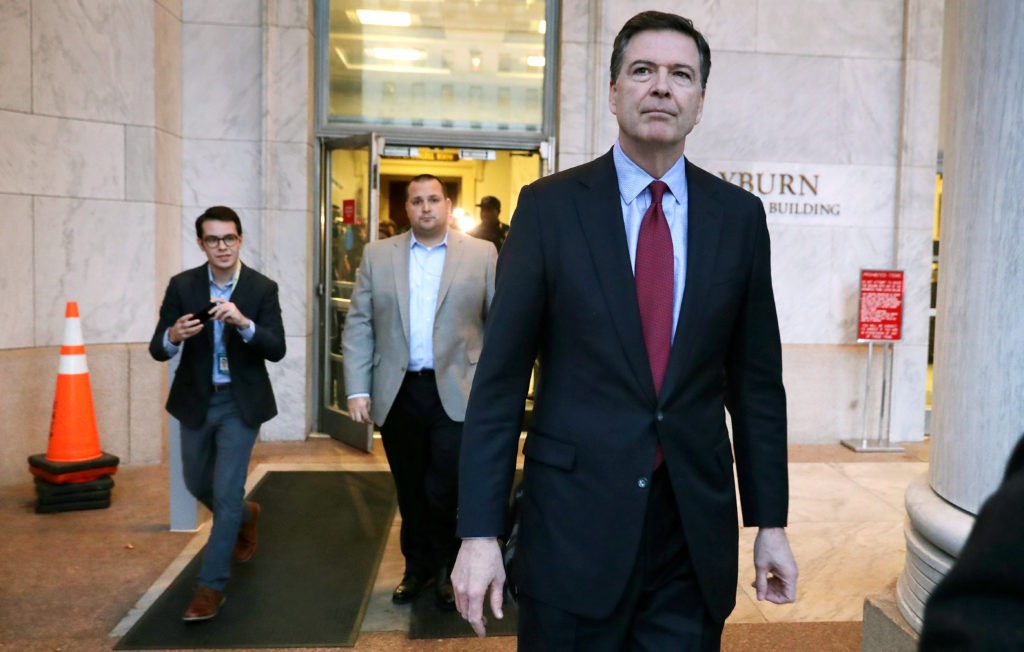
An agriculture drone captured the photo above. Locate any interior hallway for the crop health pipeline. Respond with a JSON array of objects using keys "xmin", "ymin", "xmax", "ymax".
[{"xmin": 0, "ymin": 437, "xmax": 927, "ymax": 651}]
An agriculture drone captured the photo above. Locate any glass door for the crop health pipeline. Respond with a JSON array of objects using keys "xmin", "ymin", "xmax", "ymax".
[{"xmin": 319, "ymin": 133, "xmax": 383, "ymax": 451}]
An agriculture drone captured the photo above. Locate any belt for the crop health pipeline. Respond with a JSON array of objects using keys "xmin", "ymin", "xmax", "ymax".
[
  {"xmin": 212, "ymin": 383, "xmax": 232, "ymax": 393},
  {"xmin": 406, "ymin": 369, "xmax": 434, "ymax": 377}
]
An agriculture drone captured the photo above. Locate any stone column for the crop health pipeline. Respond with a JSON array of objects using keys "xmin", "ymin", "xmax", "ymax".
[{"xmin": 897, "ymin": 0, "xmax": 1024, "ymax": 632}]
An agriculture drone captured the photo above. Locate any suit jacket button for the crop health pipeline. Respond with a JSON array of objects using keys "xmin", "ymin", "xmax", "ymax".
[
  {"xmin": 637, "ymin": 477, "xmax": 649, "ymax": 489},
  {"xmin": 656, "ymin": 412, "xmax": 664, "ymax": 422}
]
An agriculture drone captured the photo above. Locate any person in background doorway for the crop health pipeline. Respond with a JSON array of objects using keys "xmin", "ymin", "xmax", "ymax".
[
  {"xmin": 149, "ymin": 206, "xmax": 286, "ymax": 622},
  {"xmin": 468, "ymin": 196, "xmax": 510, "ymax": 252},
  {"xmin": 342, "ymin": 174, "xmax": 497, "ymax": 611},
  {"xmin": 452, "ymin": 11, "xmax": 797, "ymax": 649}
]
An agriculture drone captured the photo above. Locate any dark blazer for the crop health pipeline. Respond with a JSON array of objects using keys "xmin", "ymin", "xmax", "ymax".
[
  {"xmin": 457, "ymin": 150, "xmax": 789, "ymax": 624},
  {"xmin": 149, "ymin": 263, "xmax": 286, "ymax": 429},
  {"xmin": 918, "ymin": 434, "xmax": 1024, "ymax": 650}
]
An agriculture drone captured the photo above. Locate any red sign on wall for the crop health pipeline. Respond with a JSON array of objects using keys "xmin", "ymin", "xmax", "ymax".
[
  {"xmin": 341, "ymin": 199, "xmax": 356, "ymax": 224},
  {"xmin": 857, "ymin": 269, "xmax": 904, "ymax": 341}
]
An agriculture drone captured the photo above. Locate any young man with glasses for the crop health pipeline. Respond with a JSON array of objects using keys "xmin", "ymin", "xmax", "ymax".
[{"xmin": 149, "ymin": 205, "xmax": 286, "ymax": 621}]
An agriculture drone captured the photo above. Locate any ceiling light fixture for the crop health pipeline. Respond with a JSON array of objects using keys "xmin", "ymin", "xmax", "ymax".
[
  {"xmin": 355, "ymin": 9, "xmax": 412, "ymax": 27},
  {"xmin": 527, "ymin": 55, "xmax": 546, "ymax": 68},
  {"xmin": 369, "ymin": 47, "xmax": 427, "ymax": 62}
]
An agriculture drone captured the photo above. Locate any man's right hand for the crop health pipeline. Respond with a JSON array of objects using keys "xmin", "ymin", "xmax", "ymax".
[
  {"xmin": 346, "ymin": 396, "xmax": 372, "ymax": 424},
  {"xmin": 452, "ymin": 538, "xmax": 506, "ymax": 637},
  {"xmin": 168, "ymin": 314, "xmax": 203, "ymax": 344}
]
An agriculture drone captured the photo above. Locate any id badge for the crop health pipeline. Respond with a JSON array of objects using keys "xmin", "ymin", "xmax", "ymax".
[{"xmin": 218, "ymin": 355, "xmax": 230, "ymax": 376}]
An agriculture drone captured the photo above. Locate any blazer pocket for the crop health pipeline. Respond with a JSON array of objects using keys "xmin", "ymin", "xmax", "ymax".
[{"xmin": 523, "ymin": 431, "xmax": 576, "ymax": 471}]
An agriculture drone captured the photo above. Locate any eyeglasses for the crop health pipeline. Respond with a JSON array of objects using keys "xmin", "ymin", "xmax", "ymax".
[{"xmin": 202, "ymin": 234, "xmax": 240, "ymax": 248}]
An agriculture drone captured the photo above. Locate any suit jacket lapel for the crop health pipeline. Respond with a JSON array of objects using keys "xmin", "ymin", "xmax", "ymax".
[
  {"xmin": 188, "ymin": 264, "xmax": 215, "ymax": 349},
  {"xmin": 435, "ymin": 231, "xmax": 464, "ymax": 315},
  {"xmin": 575, "ymin": 151, "xmax": 655, "ymax": 399},
  {"xmin": 663, "ymin": 161, "xmax": 724, "ymax": 396},
  {"xmin": 391, "ymin": 232, "xmax": 412, "ymax": 342}
]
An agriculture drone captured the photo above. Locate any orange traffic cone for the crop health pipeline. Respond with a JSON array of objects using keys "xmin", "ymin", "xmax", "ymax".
[{"xmin": 45, "ymin": 301, "xmax": 102, "ymax": 462}]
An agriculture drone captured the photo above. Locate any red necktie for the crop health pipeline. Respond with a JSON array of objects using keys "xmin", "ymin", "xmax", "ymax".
[{"xmin": 635, "ymin": 180, "xmax": 673, "ymax": 468}]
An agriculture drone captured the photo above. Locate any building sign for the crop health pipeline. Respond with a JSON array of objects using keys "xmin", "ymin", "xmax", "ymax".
[
  {"xmin": 857, "ymin": 269, "xmax": 904, "ymax": 341},
  {"xmin": 718, "ymin": 169, "xmax": 840, "ymax": 217}
]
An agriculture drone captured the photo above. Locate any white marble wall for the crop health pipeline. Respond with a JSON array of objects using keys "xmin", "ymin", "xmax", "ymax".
[
  {"xmin": 557, "ymin": 0, "xmax": 943, "ymax": 443},
  {"xmin": 0, "ymin": 0, "xmax": 313, "ymax": 486}
]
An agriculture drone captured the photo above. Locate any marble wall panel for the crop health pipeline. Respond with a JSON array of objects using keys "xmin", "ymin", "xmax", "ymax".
[
  {"xmin": 182, "ymin": 0, "xmax": 260, "ymax": 26},
  {"xmin": 265, "ymin": 26, "xmax": 312, "ymax": 144},
  {"xmin": 154, "ymin": 128, "xmax": 183, "ymax": 206},
  {"xmin": 601, "ymin": 0, "xmax": 756, "ymax": 53},
  {"xmin": 181, "ymin": 139, "xmax": 262, "ymax": 209},
  {"xmin": 33, "ymin": 198, "xmax": 155, "ymax": 346},
  {"xmin": 0, "ymin": 112, "xmax": 124, "ymax": 199},
  {"xmin": 155, "ymin": 1, "xmax": 183, "ymax": 135},
  {"xmin": 129, "ymin": 344, "xmax": 165, "ymax": 463},
  {"xmin": 897, "ymin": 226, "xmax": 934, "ymax": 347},
  {"xmin": 32, "ymin": 0, "xmax": 154, "ymax": 124},
  {"xmin": 182, "ymin": 23, "xmax": 262, "ymax": 140},
  {"xmin": 890, "ymin": 342, "xmax": 928, "ymax": 441},
  {"xmin": 557, "ymin": 41, "xmax": 592, "ymax": 157},
  {"xmin": 906, "ymin": 0, "xmax": 944, "ymax": 62},
  {"xmin": 903, "ymin": 58, "xmax": 943, "ymax": 168},
  {"xmin": 782, "ymin": 344, "xmax": 887, "ymax": 444},
  {"xmin": 689, "ymin": 53, "xmax": 841, "ymax": 164},
  {"xmin": 264, "ymin": 209, "xmax": 312, "ymax": 339},
  {"xmin": 757, "ymin": 0, "xmax": 904, "ymax": 59},
  {"xmin": 126, "ymin": 126, "xmax": 156, "ymax": 202},
  {"xmin": 265, "ymin": 142, "xmax": 310, "ymax": 211},
  {"xmin": 268, "ymin": 0, "xmax": 309, "ymax": 28},
  {"xmin": 0, "ymin": 0, "xmax": 31, "ymax": 112},
  {"xmin": 560, "ymin": 0, "xmax": 593, "ymax": 44},
  {"xmin": 770, "ymin": 223, "xmax": 897, "ymax": 346},
  {"xmin": 768, "ymin": 225, "xmax": 835, "ymax": 345},
  {"xmin": 0, "ymin": 348, "xmax": 54, "ymax": 485},
  {"xmin": 88, "ymin": 344, "xmax": 131, "ymax": 459},
  {"xmin": 154, "ymin": 203, "xmax": 183, "ymax": 304},
  {"xmin": 695, "ymin": 159, "xmax": 898, "ymax": 230},
  {"xmin": 260, "ymin": 336, "xmax": 309, "ymax": 440},
  {"xmin": 0, "ymin": 194, "xmax": 34, "ymax": 349},
  {"xmin": 838, "ymin": 58, "xmax": 902, "ymax": 165}
]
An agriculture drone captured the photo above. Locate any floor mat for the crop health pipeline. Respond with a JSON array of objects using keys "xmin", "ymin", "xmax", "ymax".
[
  {"xmin": 408, "ymin": 588, "xmax": 518, "ymax": 639},
  {"xmin": 115, "ymin": 471, "xmax": 396, "ymax": 649}
]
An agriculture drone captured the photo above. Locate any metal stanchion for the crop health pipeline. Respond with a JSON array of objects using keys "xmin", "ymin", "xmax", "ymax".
[{"xmin": 842, "ymin": 341, "xmax": 904, "ymax": 453}]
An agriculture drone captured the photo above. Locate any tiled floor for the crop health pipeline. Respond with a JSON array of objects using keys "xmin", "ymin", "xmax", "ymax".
[{"xmin": 1, "ymin": 437, "xmax": 928, "ymax": 651}]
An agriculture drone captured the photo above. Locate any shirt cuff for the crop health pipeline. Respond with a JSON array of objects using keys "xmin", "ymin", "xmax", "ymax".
[
  {"xmin": 162, "ymin": 328, "xmax": 181, "ymax": 358},
  {"xmin": 238, "ymin": 320, "xmax": 256, "ymax": 342}
]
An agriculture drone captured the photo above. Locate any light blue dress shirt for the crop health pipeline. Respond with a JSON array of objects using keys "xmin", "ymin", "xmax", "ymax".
[
  {"xmin": 612, "ymin": 142, "xmax": 689, "ymax": 341},
  {"xmin": 407, "ymin": 232, "xmax": 448, "ymax": 371},
  {"xmin": 162, "ymin": 264, "xmax": 256, "ymax": 384}
]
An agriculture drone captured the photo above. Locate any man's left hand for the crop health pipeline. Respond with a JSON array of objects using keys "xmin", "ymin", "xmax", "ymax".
[
  {"xmin": 752, "ymin": 527, "xmax": 798, "ymax": 604},
  {"xmin": 210, "ymin": 299, "xmax": 251, "ymax": 329}
]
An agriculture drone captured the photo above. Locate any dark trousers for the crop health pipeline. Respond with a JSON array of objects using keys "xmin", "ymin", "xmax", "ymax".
[
  {"xmin": 180, "ymin": 391, "xmax": 259, "ymax": 591},
  {"xmin": 517, "ymin": 465, "xmax": 723, "ymax": 651},
  {"xmin": 379, "ymin": 372, "xmax": 462, "ymax": 578}
]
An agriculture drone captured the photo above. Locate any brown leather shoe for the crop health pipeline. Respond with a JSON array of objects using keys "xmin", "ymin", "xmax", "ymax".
[
  {"xmin": 233, "ymin": 501, "xmax": 260, "ymax": 562},
  {"xmin": 182, "ymin": 585, "xmax": 225, "ymax": 622}
]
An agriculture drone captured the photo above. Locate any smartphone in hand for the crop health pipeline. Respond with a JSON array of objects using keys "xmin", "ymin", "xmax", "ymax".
[{"xmin": 191, "ymin": 302, "xmax": 217, "ymax": 323}]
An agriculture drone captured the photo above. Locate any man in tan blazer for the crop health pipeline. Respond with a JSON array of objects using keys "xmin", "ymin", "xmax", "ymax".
[{"xmin": 342, "ymin": 174, "xmax": 496, "ymax": 610}]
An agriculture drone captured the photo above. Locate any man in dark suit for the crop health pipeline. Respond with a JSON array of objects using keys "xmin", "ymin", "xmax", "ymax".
[
  {"xmin": 452, "ymin": 11, "xmax": 797, "ymax": 649},
  {"xmin": 149, "ymin": 206, "xmax": 286, "ymax": 622},
  {"xmin": 918, "ymin": 433, "xmax": 1024, "ymax": 650}
]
